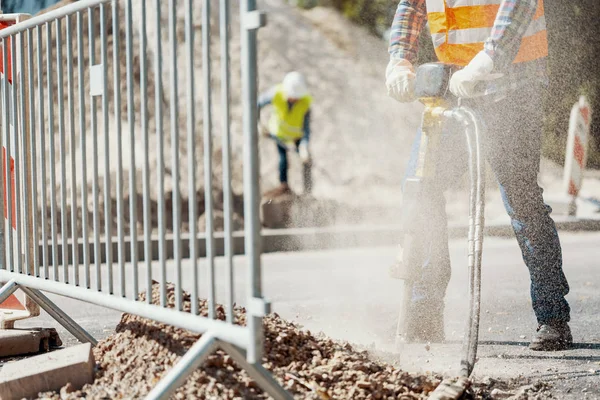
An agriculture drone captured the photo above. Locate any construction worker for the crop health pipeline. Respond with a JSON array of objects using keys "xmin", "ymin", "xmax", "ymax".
[
  {"xmin": 386, "ymin": 0, "xmax": 572, "ymax": 350},
  {"xmin": 258, "ymin": 71, "xmax": 313, "ymax": 196}
]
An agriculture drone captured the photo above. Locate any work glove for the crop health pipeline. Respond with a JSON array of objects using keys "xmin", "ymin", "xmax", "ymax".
[
  {"xmin": 298, "ymin": 140, "xmax": 311, "ymax": 164},
  {"xmin": 449, "ymin": 51, "xmax": 502, "ymax": 98},
  {"xmin": 385, "ymin": 58, "xmax": 416, "ymax": 103}
]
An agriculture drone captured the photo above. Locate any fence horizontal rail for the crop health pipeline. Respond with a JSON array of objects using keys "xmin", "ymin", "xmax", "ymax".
[
  {"xmin": 0, "ymin": 270, "xmax": 250, "ymax": 349},
  {"xmin": 0, "ymin": 0, "xmax": 112, "ymax": 38}
]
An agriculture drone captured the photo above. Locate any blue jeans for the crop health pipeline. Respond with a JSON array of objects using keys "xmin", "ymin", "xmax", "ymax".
[
  {"xmin": 404, "ymin": 85, "xmax": 571, "ymax": 325},
  {"xmin": 276, "ymin": 139, "xmax": 301, "ymax": 184}
]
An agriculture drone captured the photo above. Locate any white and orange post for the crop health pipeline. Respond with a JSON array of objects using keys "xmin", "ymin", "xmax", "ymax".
[
  {"xmin": 562, "ymin": 96, "xmax": 592, "ymax": 217},
  {"xmin": 0, "ymin": 12, "xmax": 39, "ymax": 328}
]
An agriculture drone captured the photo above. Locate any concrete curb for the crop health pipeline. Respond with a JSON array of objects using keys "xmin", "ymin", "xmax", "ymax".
[{"xmin": 32, "ymin": 217, "xmax": 600, "ymax": 265}]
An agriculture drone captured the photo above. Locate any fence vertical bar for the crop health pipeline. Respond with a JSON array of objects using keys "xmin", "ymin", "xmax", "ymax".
[
  {"xmin": 4, "ymin": 37, "xmax": 15, "ymax": 274},
  {"xmin": 12, "ymin": 34, "xmax": 24, "ymax": 276},
  {"xmin": 125, "ymin": 0, "xmax": 138, "ymax": 299},
  {"xmin": 10, "ymin": 35, "xmax": 23, "ymax": 276},
  {"xmin": 20, "ymin": 29, "xmax": 34, "ymax": 278},
  {"xmin": 184, "ymin": 0, "xmax": 198, "ymax": 316},
  {"xmin": 89, "ymin": 6, "xmax": 101, "ymax": 291},
  {"xmin": 0, "ymin": 38, "xmax": 9, "ymax": 273},
  {"xmin": 112, "ymin": 0, "xmax": 125, "ymax": 298},
  {"xmin": 168, "ymin": 0, "xmax": 182, "ymax": 312},
  {"xmin": 36, "ymin": 27, "xmax": 48, "ymax": 279},
  {"xmin": 27, "ymin": 28, "xmax": 39, "ymax": 277},
  {"xmin": 46, "ymin": 22, "xmax": 59, "ymax": 282},
  {"xmin": 202, "ymin": 0, "xmax": 215, "ymax": 320},
  {"xmin": 154, "ymin": 0, "xmax": 166, "ymax": 307},
  {"xmin": 241, "ymin": 0, "xmax": 264, "ymax": 363},
  {"xmin": 139, "ymin": 0, "xmax": 151, "ymax": 304},
  {"xmin": 0, "ymin": 39, "xmax": 4, "ymax": 274},
  {"xmin": 220, "ymin": 0, "xmax": 234, "ymax": 323},
  {"xmin": 0, "ymin": 37, "xmax": 4, "ymax": 274},
  {"xmin": 55, "ymin": 18, "xmax": 69, "ymax": 283},
  {"xmin": 17, "ymin": 31, "xmax": 31, "ymax": 278},
  {"xmin": 66, "ymin": 15, "xmax": 79, "ymax": 286},
  {"xmin": 100, "ymin": 2, "xmax": 113, "ymax": 294},
  {"xmin": 77, "ymin": 11, "xmax": 90, "ymax": 289}
]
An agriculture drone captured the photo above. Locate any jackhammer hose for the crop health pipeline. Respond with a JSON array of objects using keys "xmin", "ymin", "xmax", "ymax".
[{"xmin": 443, "ymin": 107, "xmax": 485, "ymax": 378}]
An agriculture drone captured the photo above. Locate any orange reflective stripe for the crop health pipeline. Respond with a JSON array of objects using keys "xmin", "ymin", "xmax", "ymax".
[
  {"xmin": 533, "ymin": 0, "xmax": 544, "ymax": 20},
  {"xmin": 428, "ymin": 0, "xmax": 547, "ymax": 65},
  {"xmin": 434, "ymin": 32, "xmax": 547, "ymax": 66},
  {"xmin": 429, "ymin": 5, "xmax": 500, "ymax": 33},
  {"xmin": 428, "ymin": 12, "xmax": 448, "ymax": 34},
  {"xmin": 434, "ymin": 42, "xmax": 484, "ymax": 66},
  {"xmin": 513, "ymin": 30, "xmax": 548, "ymax": 63}
]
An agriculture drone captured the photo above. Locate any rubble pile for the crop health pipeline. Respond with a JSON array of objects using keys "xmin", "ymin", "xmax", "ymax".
[{"xmin": 38, "ymin": 283, "xmax": 445, "ymax": 399}]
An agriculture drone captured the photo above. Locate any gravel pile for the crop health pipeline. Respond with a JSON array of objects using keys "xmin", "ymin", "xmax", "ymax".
[{"xmin": 38, "ymin": 283, "xmax": 446, "ymax": 399}]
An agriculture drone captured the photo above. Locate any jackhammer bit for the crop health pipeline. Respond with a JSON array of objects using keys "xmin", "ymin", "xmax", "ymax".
[
  {"xmin": 393, "ymin": 62, "xmax": 457, "ymax": 347},
  {"xmin": 392, "ymin": 63, "xmax": 486, "ymax": 397}
]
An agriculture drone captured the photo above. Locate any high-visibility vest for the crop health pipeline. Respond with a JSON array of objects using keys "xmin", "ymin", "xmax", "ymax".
[
  {"xmin": 269, "ymin": 85, "xmax": 312, "ymax": 142},
  {"xmin": 426, "ymin": 0, "xmax": 548, "ymax": 66}
]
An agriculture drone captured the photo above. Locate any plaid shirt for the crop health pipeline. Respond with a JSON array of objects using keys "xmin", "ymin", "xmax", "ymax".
[{"xmin": 389, "ymin": 0, "xmax": 547, "ymax": 83}]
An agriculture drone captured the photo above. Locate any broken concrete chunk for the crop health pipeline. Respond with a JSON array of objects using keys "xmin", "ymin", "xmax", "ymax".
[
  {"xmin": 0, "ymin": 343, "xmax": 94, "ymax": 400},
  {"xmin": 0, "ymin": 328, "xmax": 62, "ymax": 358}
]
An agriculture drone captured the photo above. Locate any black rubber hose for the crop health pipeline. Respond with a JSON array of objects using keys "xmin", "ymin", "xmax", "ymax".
[{"xmin": 445, "ymin": 107, "xmax": 485, "ymax": 378}]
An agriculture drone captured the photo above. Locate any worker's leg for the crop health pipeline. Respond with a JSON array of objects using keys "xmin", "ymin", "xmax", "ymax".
[
  {"xmin": 277, "ymin": 142, "xmax": 289, "ymax": 184},
  {"xmin": 482, "ymin": 87, "xmax": 571, "ymax": 327}
]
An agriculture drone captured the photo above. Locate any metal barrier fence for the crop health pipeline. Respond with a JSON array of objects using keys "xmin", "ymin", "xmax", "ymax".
[{"xmin": 0, "ymin": 0, "xmax": 291, "ymax": 398}]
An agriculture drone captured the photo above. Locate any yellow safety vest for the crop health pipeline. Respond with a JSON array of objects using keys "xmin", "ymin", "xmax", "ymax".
[
  {"xmin": 268, "ymin": 85, "xmax": 312, "ymax": 142},
  {"xmin": 426, "ymin": 0, "xmax": 548, "ymax": 66}
]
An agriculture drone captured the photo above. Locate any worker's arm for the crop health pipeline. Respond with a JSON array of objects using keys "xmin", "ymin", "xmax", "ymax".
[
  {"xmin": 257, "ymin": 86, "xmax": 277, "ymax": 110},
  {"xmin": 484, "ymin": 0, "xmax": 540, "ymax": 69},
  {"xmin": 388, "ymin": 0, "xmax": 427, "ymax": 64}
]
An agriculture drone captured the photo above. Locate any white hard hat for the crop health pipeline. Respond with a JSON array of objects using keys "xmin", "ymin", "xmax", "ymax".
[{"xmin": 282, "ymin": 71, "xmax": 308, "ymax": 99}]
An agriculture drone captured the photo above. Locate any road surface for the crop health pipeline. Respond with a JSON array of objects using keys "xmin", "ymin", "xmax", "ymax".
[{"xmin": 7, "ymin": 231, "xmax": 600, "ymax": 398}]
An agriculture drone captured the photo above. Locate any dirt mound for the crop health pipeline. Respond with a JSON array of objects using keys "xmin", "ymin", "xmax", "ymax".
[{"xmin": 37, "ymin": 283, "xmax": 446, "ymax": 399}]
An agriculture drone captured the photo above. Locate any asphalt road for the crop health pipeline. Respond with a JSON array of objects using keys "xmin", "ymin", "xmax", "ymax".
[{"xmin": 8, "ymin": 231, "xmax": 600, "ymax": 398}]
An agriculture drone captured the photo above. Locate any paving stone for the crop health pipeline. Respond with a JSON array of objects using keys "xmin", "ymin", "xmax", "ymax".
[
  {"xmin": 0, "ymin": 343, "xmax": 94, "ymax": 400},
  {"xmin": 0, "ymin": 328, "xmax": 62, "ymax": 358}
]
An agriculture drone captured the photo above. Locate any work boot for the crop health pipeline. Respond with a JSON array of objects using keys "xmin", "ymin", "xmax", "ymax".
[
  {"xmin": 404, "ymin": 302, "xmax": 445, "ymax": 343},
  {"xmin": 529, "ymin": 322, "xmax": 573, "ymax": 351}
]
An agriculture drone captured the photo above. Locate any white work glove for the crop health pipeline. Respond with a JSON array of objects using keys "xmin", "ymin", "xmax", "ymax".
[
  {"xmin": 385, "ymin": 58, "xmax": 416, "ymax": 103},
  {"xmin": 298, "ymin": 140, "xmax": 311, "ymax": 164},
  {"xmin": 449, "ymin": 51, "xmax": 502, "ymax": 98}
]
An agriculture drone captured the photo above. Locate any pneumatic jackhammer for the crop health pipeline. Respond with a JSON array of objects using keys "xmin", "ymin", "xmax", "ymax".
[{"xmin": 392, "ymin": 62, "xmax": 486, "ymax": 381}]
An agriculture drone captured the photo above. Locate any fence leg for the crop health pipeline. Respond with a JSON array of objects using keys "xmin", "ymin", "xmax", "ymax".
[
  {"xmin": 0, "ymin": 280, "xmax": 20, "ymax": 328},
  {"xmin": 146, "ymin": 333, "xmax": 220, "ymax": 400},
  {"xmin": 220, "ymin": 341, "xmax": 294, "ymax": 400},
  {"xmin": 19, "ymin": 286, "xmax": 97, "ymax": 345},
  {"xmin": 0, "ymin": 279, "xmax": 19, "ymax": 304}
]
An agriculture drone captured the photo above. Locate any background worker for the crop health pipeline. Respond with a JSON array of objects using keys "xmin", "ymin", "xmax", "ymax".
[
  {"xmin": 385, "ymin": 0, "xmax": 572, "ymax": 351},
  {"xmin": 259, "ymin": 71, "xmax": 313, "ymax": 196}
]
